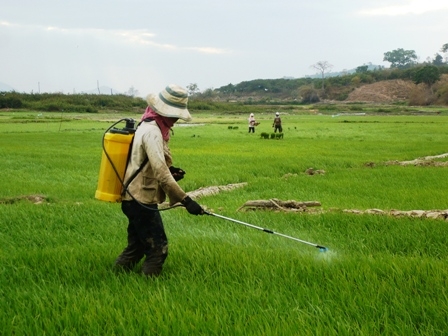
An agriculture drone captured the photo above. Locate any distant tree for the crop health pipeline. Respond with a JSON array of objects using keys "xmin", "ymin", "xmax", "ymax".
[
  {"xmin": 186, "ymin": 83, "xmax": 200, "ymax": 96},
  {"xmin": 0, "ymin": 95, "xmax": 22, "ymax": 108},
  {"xmin": 310, "ymin": 61, "xmax": 333, "ymax": 90},
  {"xmin": 432, "ymin": 54, "xmax": 444, "ymax": 66},
  {"xmin": 217, "ymin": 83, "xmax": 235, "ymax": 94},
  {"xmin": 200, "ymin": 87, "xmax": 215, "ymax": 99},
  {"xmin": 413, "ymin": 65, "xmax": 440, "ymax": 89},
  {"xmin": 383, "ymin": 48, "xmax": 418, "ymax": 69},
  {"xmin": 351, "ymin": 76, "xmax": 361, "ymax": 87},
  {"xmin": 360, "ymin": 73, "xmax": 374, "ymax": 84},
  {"xmin": 355, "ymin": 65, "xmax": 369, "ymax": 73},
  {"xmin": 441, "ymin": 43, "xmax": 448, "ymax": 63},
  {"xmin": 126, "ymin": 86, "xmax": 139, "ymax": 97}
]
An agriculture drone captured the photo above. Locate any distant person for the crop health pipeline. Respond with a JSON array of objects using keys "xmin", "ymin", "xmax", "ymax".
[
  {"xmin": 272, "ymin": 112, "xmax": 282, "ymax": 133},
  {"xmin": 115, "ymin": 84, "xmax": 204, "ymax": 277},
  {"xmin": 248, "ymin": 113, "xmax": 257, "ymax": 133}
]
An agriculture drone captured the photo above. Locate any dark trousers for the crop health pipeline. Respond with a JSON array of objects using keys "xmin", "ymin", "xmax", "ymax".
[
  {"xmin": 117, "ymin": 200, "xmax": 168, "ymax": 275},
  {"xmin": 248, "ymin": 127, "xmax": 255, "ymax": 133},
  {"xmin": 274, "ymin": 125, "xmax": 282, "ymax": 133}
]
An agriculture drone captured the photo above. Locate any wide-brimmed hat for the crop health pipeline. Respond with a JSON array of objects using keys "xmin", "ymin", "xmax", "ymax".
[{"xmin": 146, "ymin": 84, "xmax": 192, "ymax": 121}]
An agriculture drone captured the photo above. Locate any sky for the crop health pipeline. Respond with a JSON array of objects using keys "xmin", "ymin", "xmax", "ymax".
[{"xmin": 1, "ymin": 0, "xmax": 447, "ymax": 96}]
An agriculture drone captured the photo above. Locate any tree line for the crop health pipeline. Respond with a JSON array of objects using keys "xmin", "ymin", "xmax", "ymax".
[{"xmin": 0, "ymin": 92, "xmax": 146, "ymax": 112}]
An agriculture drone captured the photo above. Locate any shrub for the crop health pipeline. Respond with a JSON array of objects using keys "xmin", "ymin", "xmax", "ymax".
[
  {"xmin": 0, "ymin": 92, "xmax": 144, "ymax": 112},
  {"xmin": 433, "ymin": 75, "xmax": 448, "ymax": 104},
  {"xmin": 413, "ymin": 65, "xmax": 441, "ymax": 86},
  {"xmin": 409, "ymin": 85, "xmax": 434, "ymax": 106},
  {"xmin": 336, "ymin": 92, "xmax": 349, "ymax": 101},
  {"xmin": 299, "ymin": 86, "xmax": 320, "ymax": 103},
  {"xmin": 435, "ymin": 83, "xmax": 448, "ymax": 104},
  {"xmin": 0, "ymin": 95, "xmax": 22, "ymax": 108},
  {"xmin": 351, "ymin": 76, "xmax": 361, "ymax": 87}
]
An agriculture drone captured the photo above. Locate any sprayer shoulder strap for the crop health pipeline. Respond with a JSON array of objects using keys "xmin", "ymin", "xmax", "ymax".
[
  {"xmin": 122, "ymin": 156, "xmax": 148, "ymax": 194},
  {"xmin": 122, "ymin": 118, "xmax": 153, "ymax": 194}
]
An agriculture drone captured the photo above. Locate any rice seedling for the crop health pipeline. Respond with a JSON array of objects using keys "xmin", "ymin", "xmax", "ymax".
[{"xmin": 1, "ymin": 111, "xmax": 447, "ymax": 334}]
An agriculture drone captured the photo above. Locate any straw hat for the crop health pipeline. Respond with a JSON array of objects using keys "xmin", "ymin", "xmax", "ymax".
[{"xmin": 146, "ymin": 84, "xmax": 192, "ymax": 121}]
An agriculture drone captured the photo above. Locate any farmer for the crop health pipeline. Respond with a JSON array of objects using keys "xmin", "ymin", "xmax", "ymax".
[
  {"xmin": 248, "ymin": 113, "xmax": 257, "ymax": 133},
  {"xmin": 115, "ymin": 84, "xmax": 204, "ymax": 277},
  {"xmin": 272, "ymin": 112, "xmax": 282, "ymax": 133}
]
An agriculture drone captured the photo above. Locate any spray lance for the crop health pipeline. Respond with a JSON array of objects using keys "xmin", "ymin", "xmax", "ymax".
[
  {"xmin": 166, "ymin": 193, "xmax": 329, "ymax": 251},
  {"xmin": 204, "ymin": 211, "xmax": 329, "ymax": 252}
]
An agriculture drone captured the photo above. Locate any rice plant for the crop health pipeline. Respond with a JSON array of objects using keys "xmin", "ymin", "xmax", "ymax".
[{"xmin": 1, "ymin": 111, "xmax": 447, "ymax": 335}]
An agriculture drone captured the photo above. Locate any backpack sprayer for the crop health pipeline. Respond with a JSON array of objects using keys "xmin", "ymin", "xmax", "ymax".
[
  {"xmin": 95, "ymin": 118, "xmax": 137, "ymax": 203},
  {"xmin": 95, "ymin": 118, "xmax": 182, "ymax": 212}
]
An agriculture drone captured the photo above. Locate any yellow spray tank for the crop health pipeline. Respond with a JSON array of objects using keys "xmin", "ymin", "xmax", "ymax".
[{"xmin": 95, "ymin": 119, "xmax": 136, "ymax": 202}]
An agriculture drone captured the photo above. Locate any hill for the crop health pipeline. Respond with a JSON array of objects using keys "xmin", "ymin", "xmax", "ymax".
[
  {"xmin": 346, "ymin": 80, "xmax": 416, "ymax": 103},
  {"xmin": 207, "ymin": 67, "xmax": 448, "ymax": 106}
]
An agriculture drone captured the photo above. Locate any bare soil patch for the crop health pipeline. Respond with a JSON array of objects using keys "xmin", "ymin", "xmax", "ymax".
[
  {"xmin": 386, "ymin": 153, "xmax": 448, "ymax": 166},
  {"xmin": 0, "ymin": 194, "xmax": 47, "ymax": 204},
  {"xmin": 346, "ymin": 79, "xmax": 416, "ymax": 103}
]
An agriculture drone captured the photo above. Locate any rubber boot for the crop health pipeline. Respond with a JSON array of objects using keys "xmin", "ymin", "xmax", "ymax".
[
  {"xmin": 142, "ymin": 244, "xmax": 168, "ymax": 277},
  {"xmin": 115, "ymin": 238, "xmax": 145, "ymax": 271}
]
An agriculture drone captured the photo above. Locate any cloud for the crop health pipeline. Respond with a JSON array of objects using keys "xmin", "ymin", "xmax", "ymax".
[
  {"xmin": 187, "ymin": 47, "xmax": 229, "ymax": 55},
  {"xmin": 0, "ymin": 21, "xmax": 12, "ymax": 26},
  {"xmin": 2, "ymin": 21, "xmax": 226, "ymax": 54},
  {"xmin": 42, "ymin": 25, "xmax": 159, "ymax": 47},
  {"xmin": 358, "ymin": 0, "xmax": 448, "ymax": 16}
]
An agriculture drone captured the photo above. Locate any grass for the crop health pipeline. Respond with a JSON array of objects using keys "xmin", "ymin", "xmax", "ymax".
[{"xmin": 1, "ymin": 110, "xmax": 448, "ymax": 335}]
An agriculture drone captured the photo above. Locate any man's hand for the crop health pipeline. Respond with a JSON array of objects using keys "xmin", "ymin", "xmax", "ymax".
[
  {"xmin": 181, "ymin": 196, "xmax": 204, "ymax": 215},
  {"xmin": 169, "ymin": 166, "xmax": 186, "ymax": 181}
]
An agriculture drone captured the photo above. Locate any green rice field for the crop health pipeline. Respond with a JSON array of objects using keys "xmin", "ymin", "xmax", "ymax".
[{"xmin": 0, "ymin": 109, "xmax": 447, "ymax": 335}]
